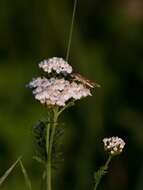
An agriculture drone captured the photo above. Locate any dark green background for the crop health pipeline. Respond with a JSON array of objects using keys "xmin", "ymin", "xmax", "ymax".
[{"xmin": 0, "ymin": 0, "xmax": 143, "ymax": 190}]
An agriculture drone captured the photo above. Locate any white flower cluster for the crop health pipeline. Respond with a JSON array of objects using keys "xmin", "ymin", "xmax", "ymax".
[
  {"xmin": 28, "ymin": 57, "xmax": 93, "ymax": 107},
  {"xmin": 28, "ymin": 77, "xmax": 91, "ymax": 106},
  {"xmin": 103, "ymin": 137, "xmax": 125, "ymax": 155},
  {"xmin": 39, "ymin": 57, "xmax": 72, "ymax": 75}
]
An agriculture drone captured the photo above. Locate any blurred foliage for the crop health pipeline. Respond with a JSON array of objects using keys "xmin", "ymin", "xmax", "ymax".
[{"xmin": 0, "ymin": 0, "xmax": 143, "ymax": 190}]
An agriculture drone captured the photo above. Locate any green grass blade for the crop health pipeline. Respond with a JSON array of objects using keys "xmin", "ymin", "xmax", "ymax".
[
  {"xmin": 0, "ymin": 156, "xmax": 22, "ymax": 186},
  {"xmin": 19, "ymin": 160, "xmax": 32, "ymax": 190}
]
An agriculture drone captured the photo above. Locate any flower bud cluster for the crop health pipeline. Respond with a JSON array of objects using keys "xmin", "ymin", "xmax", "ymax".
[
  {"xmin": 103, "ymin": 137, "xmax": 125, "ymax": 156},
  {"xmin": 39, "ymin": 57, "xmax": 72, "ymax": 75}
]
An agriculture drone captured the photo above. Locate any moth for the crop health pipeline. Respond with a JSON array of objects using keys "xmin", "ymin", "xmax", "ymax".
[{"xmin": 71, "ymin": 72, "xmax": 101, "ymax": 89}]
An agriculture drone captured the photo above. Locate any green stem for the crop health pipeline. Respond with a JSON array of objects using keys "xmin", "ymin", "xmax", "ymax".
[
  {"xmin": 46, "ymin": 122, "xmax": 51, "ymax": 190},
  {"xmin": 66, "ymin": 0, "xmax": 78, "ymax": 61},
  {"xmin": 46, "ymin": 108, "xmax": 59, "ymax": 190},
  {"xmin": 93, "ymin": 155, "xmax": 112, "ymax": 190},
  {"xmin": 105, "ymin": 155, "xmax": 112, "ymax": 168},
  {"xmin": 57, "ymin": 101, "xmax": 75, "ymax": 117}
]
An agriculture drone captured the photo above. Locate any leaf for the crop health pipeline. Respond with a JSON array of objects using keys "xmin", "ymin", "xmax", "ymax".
[
  {"xmin": 33, "ymin": 121, "xmax": 47, "ymax": 161},
  {"xmin": 94, "ymin": 165, "xmax": 108, "ymax": 181},
  {"xmin": 0, "ymin": 156, "xmax": 22, "ymax": 186},
  {"xmin": 52, "ymin": 126, "xmax": 64, "ymax": 169},
  {"xmin": 33, "ymin": 156, "xmax": 45, "ymax": 165},
  {"xmin": 19, "ymin": 160, "xmax": 32, "ymax": 190}
]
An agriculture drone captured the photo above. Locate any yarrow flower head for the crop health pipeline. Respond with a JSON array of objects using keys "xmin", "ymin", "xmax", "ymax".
[
  {"xmin": 27, "ymin": 57, "xmax": 98, "ymax": 107},
  {"xmin": 27, "ymin": 57, "xmax": 99, "ymax": 107},
  {"xmin": 103, "ymin": 136, "xmax": 125, "ymax": 156},
  {"xmin": 28, "ymin": 77, "xmax": 91, "ymax": 106},
  {"xmin": 39, "ymin": 57, "xmax": 72, "ymax": 75}
]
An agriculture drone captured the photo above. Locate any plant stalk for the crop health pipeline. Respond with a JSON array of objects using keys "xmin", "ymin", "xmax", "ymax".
[
  {"xmin": 46, "ymin": 108, "xmax": 59, "ymax": 190},
  {"xmin": 93, "ymin": 155, "xmax": 112, "ymax": 190}
]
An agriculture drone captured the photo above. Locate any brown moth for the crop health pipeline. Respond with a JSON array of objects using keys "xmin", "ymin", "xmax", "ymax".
[{"xmin": 71, "ymin": 72, "xmax": 101, "ymax": 89}]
